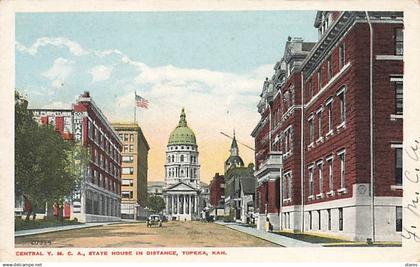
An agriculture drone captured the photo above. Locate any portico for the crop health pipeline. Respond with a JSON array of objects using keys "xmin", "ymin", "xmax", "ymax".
[{"xmin": 165, "ymin": 190, "xmax": 199, "ymax": 221}]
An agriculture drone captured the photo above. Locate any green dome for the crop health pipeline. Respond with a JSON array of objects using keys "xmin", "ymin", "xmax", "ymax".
[{"xmin": 168, "ymin": 108, "xmax": 197, "ymax": 145}]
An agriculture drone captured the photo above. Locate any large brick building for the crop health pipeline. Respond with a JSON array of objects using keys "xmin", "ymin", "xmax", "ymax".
[
  {"xmin": 252, "ymin": 11, "xmax": 403, "ymax": 241},
  {"xmin": 111, "ymin": 123, "xmax": 149, "ymax": 220},
  {"xmin": 31, "ymin": 91, "xmax": 123, "ymax": 223}
]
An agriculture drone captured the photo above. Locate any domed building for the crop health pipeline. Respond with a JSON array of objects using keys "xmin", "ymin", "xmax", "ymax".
[{"xmin": 163, "ymin": 108, "xmax": 201, "ymax": 221}]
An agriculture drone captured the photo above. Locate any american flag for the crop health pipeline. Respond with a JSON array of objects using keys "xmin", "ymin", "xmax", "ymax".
[{"xmin": 135, "ymin": 94, "xmax": 149, "ymax": 109}]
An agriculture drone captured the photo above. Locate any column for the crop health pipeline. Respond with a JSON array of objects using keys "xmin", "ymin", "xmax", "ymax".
[
  {"xmin": 195, "ymin": 195, "xmax": 198, "ymax": 214},
  {"xmin": 171, "ymin": 194, "xmax": 175, "ymax": 215},
  {"xmin": 165, "ymin": 195, "xmax": 169, "ymax": 214},
  {"xmin": 183, "ymin": 194, "xmax": 187, "ymax": 215},
  {"xmin": 178, "ymin": 195, "xmax": 181, "ymax": 214},
  {"xmin": 189, "ymin": 195, "xmax": 192, "ymax": 215}
]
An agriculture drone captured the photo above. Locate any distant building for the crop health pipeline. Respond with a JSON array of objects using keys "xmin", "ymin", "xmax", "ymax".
[
  {"xmin": 224, "ymin": 134, "xmax": 256, "ymax": 222},
  {"xmin": 111, "ymin": 123, "xmax": 150, "ymax": 220},
  {"xmin": 30, "ymin": 91, "xmax": 123, "ymax": 223},
  {"xmin": 209, "ymin": 173, "xmax": 225, "ymax": 208},
  {"xmin": 148, "ymin": 181, "xmax": 165, "ymax": 197},
  {"xmin": 163, "ymin": 108, "xmax": 201, "ymax": 221}
]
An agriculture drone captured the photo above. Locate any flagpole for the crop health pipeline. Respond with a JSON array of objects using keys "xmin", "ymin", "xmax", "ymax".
[{"xmin": 134, "ymin": 91, "xmax": 137, "ymax": 124}]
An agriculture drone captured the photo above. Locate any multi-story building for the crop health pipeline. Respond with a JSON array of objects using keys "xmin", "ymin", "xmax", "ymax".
[
  {"xmin": 224, "ymin": 135, "xmax": 256, "ymax": 222},
  {"xmin": 209, "ymin": 173, "xmax": 225, "ymax": 208},
  {"xmin": 148, "ymin": 181, "xmax": 165, "ymax": 197},
  {"xmin": 163, "ymin": 108, "xmax": 201, "ymax": 221},
  {"xmin": 111, "ymin": 123, "xmax": 150, "ymax": 220},
  {"xmin": 31, "ymin": 91, "xmax": 123, "ymax": 223},
  {"xmin": 252, "ymin": 11, "xmax": 403, "ymax": 242},
  {"xmin": 252, "ymin": 37, "xmax": 315, "ymax": 230}
]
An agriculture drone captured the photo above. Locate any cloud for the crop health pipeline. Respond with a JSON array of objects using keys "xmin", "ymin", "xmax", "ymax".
[
  {"xmin": 16, "ymin": 37, "xmax": 87, "ymax": 56},
  {"xmin": 89, "ymin": 65, "xmax": 113, "ymax": 82},
  {"xmin": 42, "ymin": 57, "xmax": 74, "ymax": 88}
]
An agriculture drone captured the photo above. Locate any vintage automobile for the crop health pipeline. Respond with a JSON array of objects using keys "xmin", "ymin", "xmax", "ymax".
[{"xmin": 146, "ymin": 214, "xmax": 162, "ymax": 227}]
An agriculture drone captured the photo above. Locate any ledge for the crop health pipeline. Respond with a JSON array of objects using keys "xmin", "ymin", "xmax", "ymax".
[
  {"xmin": 376, "ymin": 55, "xmax": 403, "ymax": 61},
  {"xmin": 316, "ymin": 137, "xmax": 324, "ymax": 144},
  {"xmin": 337, "ymin": 188, "xmax": 347, "ymax": 195},
  {"xmin": 316, "ymin": 193, "xmax": 324, "ymax": 199},
  {"xmin": 308, "ymin": 195, "xmax": 315, "ymax": 201},
  {"xmin": 390, "ymin": 185, "xmax": 403, "ymax": 191},
  {"xmin": 390, "ymin": 114, "xmax": 403, "ymax": 121},
  {"xmin": 326, "ymin": 130, "xmax": 334, "ymax": 138},
  {"xmin": 336, "ymin": 122, "xmax": 346, "ymax": 131},
  {"xmin": 326, "ymin": 190, "xmax": 335, "ymax": 197}
]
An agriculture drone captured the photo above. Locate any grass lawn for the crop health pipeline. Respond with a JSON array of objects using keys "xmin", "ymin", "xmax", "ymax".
[
  {"xmin": 15, "ymin": 217, "xmax": 81, "ymax": 231},
  {"xmin": 274, "ymin": 231, "xmax": 349, "ymax": 244}
]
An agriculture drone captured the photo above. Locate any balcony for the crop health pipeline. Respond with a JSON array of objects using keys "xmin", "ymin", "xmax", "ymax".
[{"xmin": 254, "ymin": 151, "xmax": 283, "ymax": 183}]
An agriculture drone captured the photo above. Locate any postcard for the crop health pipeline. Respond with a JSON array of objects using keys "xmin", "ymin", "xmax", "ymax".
[{"xmin": 0, "ymin": 0, "xmax": 419, "ymax": 265}]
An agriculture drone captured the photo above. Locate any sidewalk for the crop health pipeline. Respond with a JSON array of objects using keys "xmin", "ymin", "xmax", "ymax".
[
  {"xmin": 15, "ymin": 221, "xmax": 122, "ymax": 237},
  {"xmin": 215, "ymin": 221, "xmax": 322, "ymax": 247}
]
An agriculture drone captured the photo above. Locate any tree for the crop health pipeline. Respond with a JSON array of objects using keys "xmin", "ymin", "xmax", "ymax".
[
  {"xmin": 15, "ymin": 91, "xmax": 86, "ymax": 220},
  {"xmin": 147, "ymin": 195, "xmax": 166, "ymax": 214}
]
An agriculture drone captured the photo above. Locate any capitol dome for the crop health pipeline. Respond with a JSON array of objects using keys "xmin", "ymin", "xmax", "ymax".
[{"xmin": 168, "ymin": 108, "xmax": 197, "ymax": 145}]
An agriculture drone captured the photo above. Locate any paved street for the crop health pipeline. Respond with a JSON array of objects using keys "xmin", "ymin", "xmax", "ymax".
[{"xmin": 15, "ymin": 221, "xmax": 279, "ymax": 248}]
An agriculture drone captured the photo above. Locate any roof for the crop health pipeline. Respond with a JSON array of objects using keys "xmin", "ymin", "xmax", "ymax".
[
  {"xmin": 168, "ymin": 108, "xmax": 197, "ymax": 145},
  {"xmin": 111, "ymin": 122, "xmax": 150, "ymax": 150},
  {"xmin": 240, "ymin": 178, "xmax": 256, "ymax": 195}
]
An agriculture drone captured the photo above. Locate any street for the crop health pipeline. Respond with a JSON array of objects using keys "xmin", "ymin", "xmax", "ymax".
[{"xmin": 15, "ymin": 221, "xmax": 278, "ymax": 248}]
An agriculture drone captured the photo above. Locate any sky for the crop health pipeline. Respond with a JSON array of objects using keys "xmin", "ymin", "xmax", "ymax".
[{"xmin": 15, "ymin": 11, "xmax": 318, "ymax": 183}]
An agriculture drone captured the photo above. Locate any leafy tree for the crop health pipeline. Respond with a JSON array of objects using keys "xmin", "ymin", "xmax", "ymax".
[
  {"xmin": 147, "ymin": 195, "xmax": 166, "ymax": 214},
  {"xmin": 15, "ymin": 91, "xmax": 88, "ymax": 220}
]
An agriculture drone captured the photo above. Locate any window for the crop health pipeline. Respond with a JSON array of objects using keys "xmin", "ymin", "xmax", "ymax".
[
  {"xmin": 327, "ymin": 209, "xmax": 331, "ymax": 230},
  {"xmin": 122, "ymin": 167, "xmax": 134, "ymax": 175},
  {"xmin": 124, "ymin": 134, "xmax": 128, "ymax": 142},
  {"xmin": 288, "ymin": 173, "xmax": 292, "ymax": 199},
  {"xmin": 327, "ymin": 57, "xmax": 333, "ymax": 80},
  {"xmin": 317, "ymin": 109, "xmax": 323, "ymax": 139},
  {"xmin": 317, "ymin": 210, "xmax": 321, "ymax": 230},
  {"xmin": 129, "ymin": 144, "xmax": 134, "ymax": 152},
  {"xmin": 317, "ymin": 161, "xmax": 323, "ymax": 194},
  {"xmin": 395, "ymin": 81, "xmax": 403, "ymax": 115},
  {"xmin": 122, "ymin": 156, "xmax": 133, "ymax": 163},
  {"xmin": 180, "ymin": 155, "xmax": 184, "ymax": 162},
  {"xmin": 395, "ymin": 148, "xmax": 402, "ymax": 185},
  {"xmin": 129, "ymin": 134, "xmax": 134, "ymax": 143},
  {"xmin": 122, "ymin": 191, "xmax": 133, "ymax": 199},
  {"xmin": 123, "ymin": 145, "xmax": 128, "ymax": 152},
  {"xmin": 318, "ymin": 69, "xmax": 322, "ymax": 90},
  {"xmin": 309, "ymin": 117, "xmax": 314, "ymax": 144},
  {"xmin": 309, "ymin": 166, "xmax": 314, "ymax": 196},
  {"xmin": 339, "ymin": 208, "xmax": 343, "ymax": 231},
  {"xmin": 309, "ymin": 81, "xmax": 313, "ymax": 100},
  {"xmin": 326, "ymin": 99, "xmax": 333, "ymax": 132},
  {"xmin": 309, "ymin": 211, "xmax": 313, "ymax": 230},
  {"xmin": 396, "ymin": 206, "xmax": 402, "ymax": 232},
  {"xmin": 339, "ymin": 151, "xmax": 346, "ymax": 188},
  {"xmin": 338, "ymin": 90, "xmax": 346, "ymax": 124},
  {"xmin": 339, "ymin": 43, "xmax": 346, "ymax": 69},
  {"xmin": 395, "ymin": 28, "xmax": 403, "ymax": 56},
  {"xmin": 122, "ymin": 179, "xmax": 133, "ymax": 186},
  {"xmin": 327, "ymin": 157, "xmax": 334, "ymax": 191}
]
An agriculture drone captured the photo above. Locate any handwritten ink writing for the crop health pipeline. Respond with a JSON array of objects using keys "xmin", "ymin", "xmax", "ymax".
[
  {"xmin": 405, "ymin": 140, "xmax": 419, "ymax": 161},
  {"xmin": 401, "ymin": 226, "xmax": 420, "ymax": 242},
  {"xmin": 406, "ymin": 192, "xmax": 419, "ymax": 217}
]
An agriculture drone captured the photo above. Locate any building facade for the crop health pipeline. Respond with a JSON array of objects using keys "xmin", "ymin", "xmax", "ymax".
[
  {"xmin": 31, "ymin": 91, "xmax": 123, "ymax": 223},
  {"xmin": 252, "ymin": 11, "xmax": 403, "ymax": 241},
  {"xmin": 111, "ymin": 123, "xmax": 150, "ymax": 220},
  {"xmin": 224, "ymin": 135, "xmax": 256, "ymax": 222},
  {"xmin": 148, "ymin": 181, "xmax": 165, "ymax": 197},
  {"xmin": 209, "ymin": 173, "xmax": 225, "ymax": 219},
  {"xmin": 163, "ymin": 108, "xmax": 201, "ymax": 221}
]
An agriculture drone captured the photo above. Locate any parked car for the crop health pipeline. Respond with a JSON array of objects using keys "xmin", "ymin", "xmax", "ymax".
[{"xmin": 147, "ymin": 214, "xmax": 162, "ymax": 227}]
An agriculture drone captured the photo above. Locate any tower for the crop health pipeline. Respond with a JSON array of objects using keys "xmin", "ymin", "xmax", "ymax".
[{"xmin": 163, "ymin": 108, "xmax": 201, "ymax": 221}]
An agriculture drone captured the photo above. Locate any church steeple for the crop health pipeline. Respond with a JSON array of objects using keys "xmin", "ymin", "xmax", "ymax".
[{"xmin": 230, "ymin": 130, "xmax": 239, "ymax": 157}]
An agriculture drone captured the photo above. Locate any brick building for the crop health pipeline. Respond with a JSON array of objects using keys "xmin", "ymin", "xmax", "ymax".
[
  {"xmin": 252, "ymin": 11, "xmax": 403, "ymax": 241},
  {"xmin": 31, "ymin": 91, "xmax": 123, "ymax": 222},
  {"xmin": 209, "ymin": 173, "xmax": 225, "ymax": 208},
  {"xmin": 111, "ymin": 123, "xmax": 150, "ymax": 220}
]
